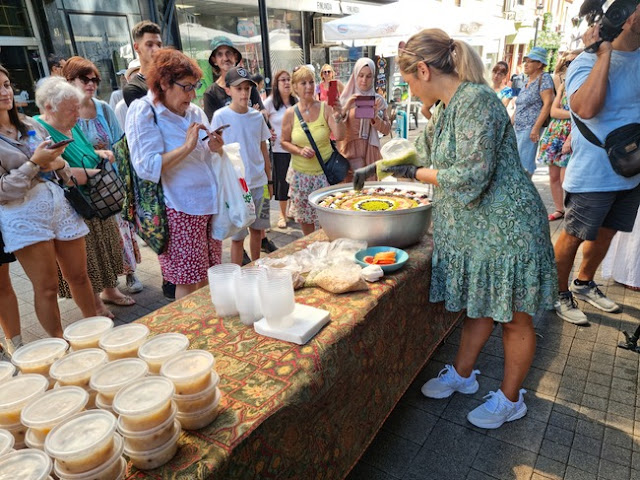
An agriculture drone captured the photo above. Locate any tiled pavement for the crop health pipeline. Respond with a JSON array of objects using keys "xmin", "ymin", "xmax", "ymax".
[{"xmin": 6, "ymin": 129, "xmax": 640, "ymax": 480}]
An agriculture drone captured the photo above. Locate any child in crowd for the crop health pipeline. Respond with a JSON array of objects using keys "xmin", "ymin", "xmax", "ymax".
[{"xmin": 211, "ymin": 67, "xmax": 272, "ymax": 265}]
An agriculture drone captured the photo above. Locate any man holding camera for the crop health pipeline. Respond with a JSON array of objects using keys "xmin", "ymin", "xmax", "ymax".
[{"xmin": 554, "ymin": 1, "xmax": 640, "ymax": 325}]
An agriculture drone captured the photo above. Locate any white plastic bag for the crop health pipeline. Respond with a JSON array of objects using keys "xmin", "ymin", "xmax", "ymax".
[{"xmin": 211, "ymin": 143, "xmax": 256, "ymax": 240}]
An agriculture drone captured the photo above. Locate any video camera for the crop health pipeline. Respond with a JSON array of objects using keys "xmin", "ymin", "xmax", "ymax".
[{"xmin": 579, "ymin": 0, "xmax": 639, "ymax": 52}]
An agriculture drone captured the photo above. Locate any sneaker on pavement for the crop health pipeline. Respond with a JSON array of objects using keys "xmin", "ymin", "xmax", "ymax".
[
  {"xmin": 555, "ymin": 291, "xmax": 589, "ymax": 325},
  {"xmin": 467, "ymin": 389, "xmax": 527, "ymax": 429},
  {"xmin": 570, "ymin": 280, "xmax": 620, "ymax": 313},
  {"xmin": 421, "ymin": 364, "xmax": 480, "ymax": 399},
  {"xmin": 126, "ymin": 274, "xmax": 143, "ymax": 294},
  {"xmin": 261, "ymin": 237, "xmax": 278, "ymax": 254}
]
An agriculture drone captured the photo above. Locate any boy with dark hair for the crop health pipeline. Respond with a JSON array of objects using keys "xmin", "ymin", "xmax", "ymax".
[{"xmin": 123, "ymin": 21, "xmax": 162, "ymax": 106}]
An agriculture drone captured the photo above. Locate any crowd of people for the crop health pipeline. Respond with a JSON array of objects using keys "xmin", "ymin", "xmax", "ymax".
[{"xmin": 0, "ymin": 5, "xmax": 638, "ymax": 433}]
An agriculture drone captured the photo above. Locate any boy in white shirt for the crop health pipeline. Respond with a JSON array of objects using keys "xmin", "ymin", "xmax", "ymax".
[{"xmin": 212, "ymin": 67, "xmax": 272, "ymax": 265}]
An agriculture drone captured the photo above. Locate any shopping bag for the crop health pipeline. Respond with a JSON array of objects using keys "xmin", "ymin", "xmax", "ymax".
[{"xmin": 211, "ymin": 143, "xmax": 256, "ymax": 240}]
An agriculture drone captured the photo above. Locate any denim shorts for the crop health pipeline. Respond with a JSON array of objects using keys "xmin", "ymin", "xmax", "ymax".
[
  {"xmin": 515, "ymin": 128, "xmax": 541, "ymax": 175},
  {"xmin": 564, "ymin": 183, "xmax": 640, "ymax": 241}
]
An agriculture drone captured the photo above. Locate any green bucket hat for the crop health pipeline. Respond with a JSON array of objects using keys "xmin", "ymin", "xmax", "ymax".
[{"xmin": 208, "ymin": 36, "xmax": 242, "ymax": 74}]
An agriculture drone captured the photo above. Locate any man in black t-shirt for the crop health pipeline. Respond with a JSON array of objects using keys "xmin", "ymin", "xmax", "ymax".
[{"xmin": 123, "ymin": 21, "xmax": 162, "ymax": 107}]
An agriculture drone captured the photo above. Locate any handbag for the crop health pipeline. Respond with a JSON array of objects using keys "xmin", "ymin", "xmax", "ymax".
[
  {"xmin": 112, "ymin": 105, "xmax": 168, "ymax": 255},
  {"xmin": 294, "ymin": 106, "xmax": 349, "ymax": 185},
  {"xmin": 58, "ymin": 176, "xmax": 96, "ymax": 219},
  {"xmin": 571, "ymin": 114, "xmax": 640, "ymax": 178},
  {"xmin": 80, "ymin": 154, "xmax": 125, "ymax": 220}
]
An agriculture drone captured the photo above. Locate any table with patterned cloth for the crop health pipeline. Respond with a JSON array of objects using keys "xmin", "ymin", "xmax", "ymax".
[{"xmin": 126, "ymin": 230, "xmax": 464, "ymax": 480}]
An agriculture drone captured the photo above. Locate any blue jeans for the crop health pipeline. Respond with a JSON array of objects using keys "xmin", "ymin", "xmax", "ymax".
[{"xmin": 515, "ymin": 128, "xmax": 541, "ymax": 175}]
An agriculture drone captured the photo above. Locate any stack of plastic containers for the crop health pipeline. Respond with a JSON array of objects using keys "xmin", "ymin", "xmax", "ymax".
[
  {"xmin": 44, "ymin": 410, "xmax": 125, "ymax": 480},
  {"xmin": 99, "ymin": 324, "xmax": 149, "ymax": 361},
  {"xmin": 63, "ymin": 316, "xmax": 114, "ymax": 351},
  {"xmin": 112, "ymin": 377, "xmax": 180, "ymax": 469},
  {"xmin": 0, "ymin": 429, "xmax": 14, "ymax": 456},
  {"xmin": 49, "ymin": 349, "xmax": 108, "ymax": 409},
  {"xmin": 160, "ymin": 350, "xmax": 222, "ymax": 430},
  {"xmin": 10, "ymin": 338, "xmax": 69, "ymax": 388},
  {"xmin": 0, "ymin": 362, "xmax": 15, "ymax": 384},
  {"xmin": 20, "ymin": 386, "xmax": 89, "ymax": 450},
  {"xmin": 137, "ymin": 333, "xmax": 190, "ymax": 374},
  {"xmin": 0, "ymin": 448, "xmax": 53, "ymax": 479},
  {"xmin": 90, "ymin": 358, "xmax": 149, "ymax": 413},
  {"xmin": 0, "ymin": 374, "xmax": 48, "ymax": 448}
]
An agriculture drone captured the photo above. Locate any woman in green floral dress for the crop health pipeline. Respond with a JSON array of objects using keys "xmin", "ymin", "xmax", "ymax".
[{"xmin": 370, "ymin": 29, "xmax": 557, "ymax": 429}]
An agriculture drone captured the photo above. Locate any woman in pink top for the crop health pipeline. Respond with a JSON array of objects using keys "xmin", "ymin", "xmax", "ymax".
[{"xmin": 337, "ymin": 58, "xmax": 391, "ymax": 180}]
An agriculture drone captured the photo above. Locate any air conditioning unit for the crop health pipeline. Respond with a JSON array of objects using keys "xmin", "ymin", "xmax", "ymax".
[{"xmin": 313, "ymin": 16, "xmax": 339, "ymax": 46}]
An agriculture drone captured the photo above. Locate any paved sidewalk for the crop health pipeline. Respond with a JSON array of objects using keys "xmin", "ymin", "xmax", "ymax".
[{"xmin": 6, "ymin": 129, "xmax": 639, "ymax": 480}]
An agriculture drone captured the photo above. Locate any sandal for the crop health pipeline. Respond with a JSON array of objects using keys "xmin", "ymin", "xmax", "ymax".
[
  {"xmin": 99, "ymin": 294, "xmax": 136, "ymax": 307},
  {"xmin": 548, "ymin": 210, "xmax": 565, "ymax": 221},
  {"xmin": 96, "ymin": 308, "xmax": 115, "ymax": 319},
  {"xmin": 277, "ymin": 215, "xmax": 287, "ymax": 228}
]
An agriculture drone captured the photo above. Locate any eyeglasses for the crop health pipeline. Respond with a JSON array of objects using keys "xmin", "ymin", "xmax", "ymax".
[
  {"xmin": 77, "ymin": 75, "xmax": 100, "ymax": 85},
  {"xmin": 173, "ymin": 80, "xmax": 202, "ymax": 92},
  {"xmin": 321, "ymin": 70, "xmax": 332, "ymax": 75}
]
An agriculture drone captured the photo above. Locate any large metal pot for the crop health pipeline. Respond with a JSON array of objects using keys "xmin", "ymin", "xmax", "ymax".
[{"xmin": 308, "ymin": 182, "xmax": 432, "ymax": 248}]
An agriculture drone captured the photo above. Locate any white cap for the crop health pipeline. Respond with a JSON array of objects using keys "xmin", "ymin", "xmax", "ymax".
[{"xmin": 125, "ymin": 59, "xmax": 141, "ymax": 81}]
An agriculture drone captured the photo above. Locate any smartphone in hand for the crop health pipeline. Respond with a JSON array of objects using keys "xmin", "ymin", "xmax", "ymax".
[
  {"xmin": 46, "ymin": 138, "xmax": 74, "ymax": 149},
  {"xmin": 202, "ymin": 125, "xmax": 230, "ymax": 142},
  {"xmin": 327, "ymin": 80, "xmax": 339, "ymax": 106},
  {"xmin": 354, "ymin": 95, "xmax": 376, "ymax": 119}
]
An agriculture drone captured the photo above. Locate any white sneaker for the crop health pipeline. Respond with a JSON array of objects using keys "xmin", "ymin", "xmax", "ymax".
[
  {"xmin": 570, "ymin": 281, "xmax": 620, "ymax": 313},
  {"xmin": 126, "ymin": 274, "xmax": 143, "ymax": 294},
  {"xmin": 467, "ymin": 389, "xmax": 527, "ymax": 429},
  {"xmin": 555, "ymin": 291, "xmax": 589, "ymax": 325},
  {"xmin": 421, "ymin": 364, "xmax": 480, "ymax": 399}
]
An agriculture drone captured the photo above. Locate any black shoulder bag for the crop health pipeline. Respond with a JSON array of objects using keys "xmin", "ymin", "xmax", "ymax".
[
  {"xmin": 294, "ymin": 106, "xmax": 349, "ymax": 185},
  {"xmin": 571, "ymin": 113, "xmax": 640, "ymax": 178}
]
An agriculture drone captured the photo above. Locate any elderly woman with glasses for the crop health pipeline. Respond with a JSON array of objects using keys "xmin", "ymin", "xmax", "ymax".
[
  {"xmin": 316, "ymin": 64, "xmax": 344, "ymax": 102},
  {"xmin": 359, "ymin": 29, "xmax": 556, "ymax": 429},
  {"xmin": 126, "ymin": 48, "xmax": 224, "ymax": 300}
]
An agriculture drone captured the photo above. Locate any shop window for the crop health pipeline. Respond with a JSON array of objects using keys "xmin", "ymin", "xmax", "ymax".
[{"xmin": 0, "ymin": 0, "xmax": 34, "ymax": 37}]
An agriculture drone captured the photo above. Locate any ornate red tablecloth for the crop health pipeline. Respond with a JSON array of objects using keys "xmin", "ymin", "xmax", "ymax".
[{"xmin": 125, "ymin": 231, "xmax": 463, "ymax": 479}]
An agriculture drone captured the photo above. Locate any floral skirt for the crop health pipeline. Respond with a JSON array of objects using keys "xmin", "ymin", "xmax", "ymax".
[
  {"xmin": 286, "ymin": 169, "xmax": 329, "ymax": 226},
  {"xmin": 538, "ymin": 118, "xmax": 571, "ymax": 168}
]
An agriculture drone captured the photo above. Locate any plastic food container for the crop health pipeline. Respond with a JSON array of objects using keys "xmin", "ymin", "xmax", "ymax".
[
  {"xmin": 53, "ymin": 433, "xmax": 124, "ymax": 480},
  {"xmin": 0, "ymin": 428, "xmax": 15, "ymax": 456},
  {"xmin": 21, "ymin": 386, "xmax": 89, "ymax": 441},
  {"xmin": 95, "ymin": 393, "xmax": 113, "ymax": 412},
  {"xmin": 123, "ymin": 422, "xmax": 181, "ymax": 470},
  {"xmin": 0, "ymin": 448, "xmax": 52, "ymax": 480},
  {"xmin": 89, "ymin": 358, "xmax": 148, "ymax": 402},
  {"xmin": 99, "ymin": 324, "xmax": 149, "ymax": 361},
  {"xmin": 117, "ymin": 408, "xmax": 178, "ymax": 451},
  {"xmin": 11, "ymin": 338, "xmax": 68, "ymax": 375},
  {"xmin": 112, "ymin": 377, "xmax": 174, "ymax": 432},
  {"xmin": 44, "ymin": 410, "xmax": 117, "ymax": 474},
  {"xmin": 49, "ymin": 349, "xmax": 108, "ymax": 387},
  {"xmin": 0, "ymin": 362, "xmax": 16, "ymax": 384},
  {"xmin": 173, "ymin": 372, "xmax": 220, "ymax": 413},
  {"xmin": 63, "ymin": 316, "xmax": 114, "ymax": 351},
  {"xmin": 160, "ymin": 350, "xmax": 215, "ymax": 395},
  {"xmin": 175, "ymin": 387, "xmax": 221, "ymax": 430},
  {"xmin": 0, "ymin": 374, "xmax": 48, "ymax": 426},
  {"xmin": 5, "ymin": 422, "xmax": 26, "ymax": 447},
  {"xmin": 25, "ymin": 428, "xmax": 45, "ymax": 450},
  {"xmin": 138, "ymin": 333, "xmax": 190, "ymax": 374},
  {"xmin": 52, "ymin": 381, "xmax": 97, "ymax": 410}
]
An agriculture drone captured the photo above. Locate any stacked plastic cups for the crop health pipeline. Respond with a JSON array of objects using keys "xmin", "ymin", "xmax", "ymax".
[
  {"xmin": 160, "ymin": 350, "xmax": 221, "ymax": 430},
  {"xmin": 44, "ymin": 410, "xmax": 125, "ymax": 480},
  {"xmin": 112, "ymin": 377, "xmax": 180, "ymax": 470},
  {"xmin": 0, "ymin": 374, "xmax": 49, "ymax": 448}
]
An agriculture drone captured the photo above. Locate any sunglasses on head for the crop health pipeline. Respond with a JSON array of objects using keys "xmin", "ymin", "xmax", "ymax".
[{"xmin": 78, "ymin": 75, "xmax": 100, "ymax": 85}]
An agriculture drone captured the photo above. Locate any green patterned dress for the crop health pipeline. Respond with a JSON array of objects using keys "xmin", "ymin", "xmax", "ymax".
[{"xmin": 426, "ymin": 82, "xmax": 557, "ymax": 323}]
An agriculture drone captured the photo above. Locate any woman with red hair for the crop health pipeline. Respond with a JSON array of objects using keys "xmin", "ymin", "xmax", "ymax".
[{"xmin": 126, "ymin": 49, "xmax": 224, "ymax": 300}]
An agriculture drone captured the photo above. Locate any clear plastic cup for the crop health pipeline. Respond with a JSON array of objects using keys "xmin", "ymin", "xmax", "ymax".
[
  {"xmin": 63, "ymin": 317, "xmax": 114, "ymax": 351},
  {"xmin": 11, "ymin": 338, "xmax": 69, "ymax": 376},
  {"xmin": 258, "ymin": 268, "xmax": 295, "ymax": 328},
  {"xmin": 0, "ymin": 428, "xmax": 15, "ymax": 456},
  {"xmin": 53, "ymin": 433, "xmax": 124, "ymax": 480},
  {"xmin": 233, "ymin": 267, "xmax": 267, "ymax": 325},
  {"xmin": 208, "ymin": 263, "xmax": 241, "ymax": 317},
  {"xmin": 0, "ymin": 362, "xmax": 16, "ymax": 384},
  {"xmin": 99, "ymin": 324, "xmax": 149, "ymax": 361},
  {"xmin": 0, "ymin": 374, "xmax": 48, "ymax": 426},
  {"xmin": 112, "ymin": 377, "xmax": 174, "ymax": 432},
  {"xmin": 21, "ymin": 386, "xmax": 88, "ymax": 441},
  {"xmin": 137, "ymin": 333, "xmax": 190, "ymax": 374},
  {"xmin": 117, "ymin": 405, "xmax": 178, "ymax": 451},
  {"xmin": 123, "ymin": 421, "xmax": 181, "ymax": 470},
  {"xmin": 160, "ymin": 350, "xmax": 215, "ymax": 395},
  {"xmin": 175, "ymin": 387, "xmax": 221, "ymax": 430},
  {"xmin": 0, "ymin": 448, "xmax": 52, "ymax": 480},
  {"xmin": 44, "ymin": 410, "xmax": 117, "ymax": 474},
  {"xmin": 49, "ymin": 349, "xmax": 108, "ymax": 388},
  {"xmin": 89, "ymin": 358, "xmax": 149, "ymax": 403},
  {"xmin": 173, "ymin": 372, "xmax": 220, "ymax": 413}
]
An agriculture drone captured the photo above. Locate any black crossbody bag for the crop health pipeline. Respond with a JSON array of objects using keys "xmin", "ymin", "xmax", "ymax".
[
  {"xmin": 294, "ymin": 106, "xmax": 349, "ymax": 185},
  {"xmin": 571, "ymin": 113, "xmax": 640, "ymax": 178}
]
